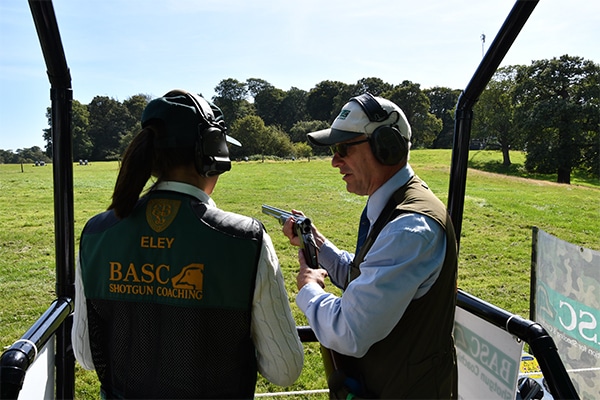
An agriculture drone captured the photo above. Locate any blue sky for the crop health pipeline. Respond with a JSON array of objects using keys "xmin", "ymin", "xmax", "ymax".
[{"xmin": 1, "ymin": 0, "xmax": 598, "ymax": 151}]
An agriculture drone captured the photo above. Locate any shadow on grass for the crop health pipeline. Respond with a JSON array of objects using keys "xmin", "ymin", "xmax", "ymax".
[{"xmin": 467, "ymin": 157, "xmax": 600, "ymax": 188}]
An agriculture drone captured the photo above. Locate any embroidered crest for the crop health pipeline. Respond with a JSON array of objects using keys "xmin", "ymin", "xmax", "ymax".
[{"xmin": 146, "ymin": 199, "xmax": 181, "ymax": 233}]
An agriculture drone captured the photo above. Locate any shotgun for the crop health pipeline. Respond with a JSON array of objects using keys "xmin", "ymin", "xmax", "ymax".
[{"xmin": 261, "ymin": 204, "xmax": 319, "ymax": 269}]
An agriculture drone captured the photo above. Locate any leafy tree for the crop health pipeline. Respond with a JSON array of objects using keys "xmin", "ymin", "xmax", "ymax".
[
  {"xmin": 0, "ymin": 149, "xmax": 17, "ymax": 163},
  {"xmin": 288, "ymin": 120, "xmax": 329, "ymax": 142},
  {"xmin": 24, "ymin": 67, "xmax": 597, "ymax": 172},
  {"xmin": 330, "ymin": 86, "xmax": 356, "ymax": 116},
  {"xmin": 229, "ymin": 115, "xmax": 273, "ymax": 158},
  {"xmin": 265, "ymin": 125, "xmax": 295, "ymax": 158},
  {"xmin": 384, "ymin": 81, "xmax": 442, "ymax": 148},
  {"xmin": 118, "ymin": 94, "xmax": 151, "ymax": 155},
  {"xmin": 328, "ymin": 77, "xmax": 393, "ymax": 114},
  {"xmin": 580, "ymin": 127, "xmax": 600, "ymax": 177},
  {"xmin": 473, "ymin": 67, "xmax": 523, "ymax": 165},
  {"xmin": 43, "ymin": 108, "xmax": 53, "ymax": 158},
  {"xmin": 293, "ymin": 142, "xmax": 313, "ymax": 160},
  {"xmin": 246, "ymin": 78, "xmax": 274, "ymax": 98},
  {"xmin": 43, "ymin": 100, "xmax": 92, "ymax": 160},
  {"xmin": 87, "ymin": 96, "xmax": 130, "ymax": 160},
  {"xmin": 228, "ymin": 115, "xmax": 294, "ymax": 158},
  {"xmin": 578, "ymin": 68, "xmax": 600, "ymax": 178},
  {"xmin": 513, "ymin": 55, "xmax": 600, "ymax": 183},
  {"xmin": 71, "ymin": 100, "xmax": 93, "ymax": 161},
  {"xmin": 278, "ymin": 87, "xmax": 309, "ymax": 131},
  {"xmin": 17, "ymin": 146, "xmax": 50, "ymax": 163},
  {"xmin": 247, "ymin": 82, "xmax": 309, "ymax": 131},
  {"xmin": 254, "ymin": 87, "xmax": 286, "ymax": 127},
  {"xmin": 212, "ymin": 78, "xmax": 252, "ymax": 124},
  {"xmin": 424, "ymin": 86, "xmax": 461, "ymax": 149},
  {"xmin": 306, "ymin": 80, "xmax": 349, "ymax": 122},
  {"xmin": 123, "ymin": 94, "xmax": 150, "ymax": 126},
  {"xmin": 289, "ymin": 120, "xmax": 331, "ymax": 156},
  {"xmin": 353, "ymin": 77, "xmax": 393, "ymax": 97}
]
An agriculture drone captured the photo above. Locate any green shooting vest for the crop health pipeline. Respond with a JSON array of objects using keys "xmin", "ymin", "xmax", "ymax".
[{"xmin": 80, "ymin": 190, "xmax": 263, "ymax": 399}]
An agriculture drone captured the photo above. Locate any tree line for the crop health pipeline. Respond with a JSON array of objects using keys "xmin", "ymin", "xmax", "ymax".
[{"xmin": 1, "ymin": 55, "xmax": 597, "ymax": 183}]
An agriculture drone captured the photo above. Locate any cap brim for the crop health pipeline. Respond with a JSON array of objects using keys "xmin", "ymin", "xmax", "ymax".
[
  {"xmin": 226, "ymin": 135, "xmax": 242, "ymax": 147},
  {"xmin": 307, "ymin": 128, "xmax": 363, "ymax": 146}
]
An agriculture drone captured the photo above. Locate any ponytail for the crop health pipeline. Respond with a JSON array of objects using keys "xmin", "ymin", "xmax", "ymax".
[
  {"xmin": 108, "ymin": 121, "xmax": 197, "ymax": 218},
  {"xmin": 108, "ymin": 127, "xmax": 155, "ymax": 218}
]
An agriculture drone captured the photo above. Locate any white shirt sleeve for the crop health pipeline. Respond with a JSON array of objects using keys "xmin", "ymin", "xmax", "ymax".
[
  {"xmin": 251, "ymin": 231, "xmax": 304, "ymax": 387},
  {"xmin": 71, "ymin": 254, "xmax": 96, "ymax": 370}
]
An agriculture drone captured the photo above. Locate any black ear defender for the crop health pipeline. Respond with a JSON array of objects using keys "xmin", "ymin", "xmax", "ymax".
[
  {"xmin": 164, "ymin": 89, "xmax": 232, "ymax": 177},
  {"xmin": 350, "ymin": 93, "xmax": 408, "ymax": 165}
]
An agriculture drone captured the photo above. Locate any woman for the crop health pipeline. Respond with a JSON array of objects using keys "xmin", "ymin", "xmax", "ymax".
[{"xmin": 72, "ymin": 89, "xmax": 303, "ymax": 399}]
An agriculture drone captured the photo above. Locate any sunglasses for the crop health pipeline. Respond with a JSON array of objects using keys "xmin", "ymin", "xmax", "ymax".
[{"xmin": 330, "ymin": 139, "xmax": 369, "ymax": 157}]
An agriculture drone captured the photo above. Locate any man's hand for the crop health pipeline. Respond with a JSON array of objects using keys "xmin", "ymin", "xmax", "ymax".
[
  {"xmin": 283, "ymin": 209, "xmax": 326, "ymax": 249},
  {"xmin": 282, "ymin": 210, "xmax": 304, "ymax": 247},
  {"xmin": 296, "ymin": 249, "xmax": 328, "ymax": 290}
]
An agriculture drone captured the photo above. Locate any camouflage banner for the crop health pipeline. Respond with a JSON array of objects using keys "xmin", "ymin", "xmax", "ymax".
[{"xmin": 532, "ymin": 228, "xmax": 600, "ymax": 400}]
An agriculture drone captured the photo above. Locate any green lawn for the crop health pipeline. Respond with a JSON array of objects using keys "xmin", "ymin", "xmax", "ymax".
[{"xmin": 1, "ymin": 150, "xmax": 598, "ymax": 398}]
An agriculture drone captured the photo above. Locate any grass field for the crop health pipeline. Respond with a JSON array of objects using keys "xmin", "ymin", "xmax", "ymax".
[{"xmin": 1, "ymin": 149, "xmax": 598, "ymax": 398}]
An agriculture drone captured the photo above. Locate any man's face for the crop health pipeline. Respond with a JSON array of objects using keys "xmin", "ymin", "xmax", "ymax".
[{"xmin": 331, "ymin": 136, "xmax": 390, "ymax": 196}]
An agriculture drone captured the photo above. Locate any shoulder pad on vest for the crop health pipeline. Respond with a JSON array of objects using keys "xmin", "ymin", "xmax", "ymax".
[
  {"xmin": 83, "ymin": 209, "xmax": 120, "ymax": 234},
  {"xmin": 197, "ymin": 205, "xmax": 264, "ymax": 240}
]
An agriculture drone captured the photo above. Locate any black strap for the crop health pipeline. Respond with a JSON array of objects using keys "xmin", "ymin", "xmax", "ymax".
[{"xmin": 351, "ymin": 93, "xmax": 389, "ymax": 122}]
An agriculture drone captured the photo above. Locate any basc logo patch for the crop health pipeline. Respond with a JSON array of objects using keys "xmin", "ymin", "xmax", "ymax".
[{"xmin": 146, "ymin": 199, "xmax": 181, "ymax": 233}]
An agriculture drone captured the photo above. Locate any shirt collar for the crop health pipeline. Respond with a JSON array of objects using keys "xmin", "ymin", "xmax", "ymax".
[
  {"xmin": 153, "ymin": 181, "xmax": 216, "ymax": 207},
  {"xmin": 365, "ymin": 163, "xmax": 414, "ymax": 224}
]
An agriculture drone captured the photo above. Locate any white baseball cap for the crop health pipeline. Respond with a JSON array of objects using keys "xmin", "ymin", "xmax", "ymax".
[{"xmin": 307, "ymin": 94, "xmax": 411, "ymax": 146}]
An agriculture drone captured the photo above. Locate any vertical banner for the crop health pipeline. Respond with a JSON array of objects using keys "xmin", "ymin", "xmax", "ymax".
[
  {"xmin": 455, "ymin": 307, "xmax": 523, "ymax": 400},
  {"xmin": 19, "ymin": 337, "xmax": 55, "ymax": 399},
  {"xmin": 532, "ymin": 228, "xmax": 600, "ymax": 400}
]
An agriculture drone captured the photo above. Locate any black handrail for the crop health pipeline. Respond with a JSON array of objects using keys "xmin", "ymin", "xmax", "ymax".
[
  {"xmin": 0, "ymin": 298, "xmax": 73, "ymax": 399},
  {"xmin": 447, "ymin": 0, "xmax": 539, "ymax": 248},
  {"xmin": 297, "ymin": 288, "xmax": 579, "ymax": 399}
]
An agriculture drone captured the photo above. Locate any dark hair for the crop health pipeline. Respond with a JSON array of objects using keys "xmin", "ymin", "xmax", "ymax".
[{"xmin": 108, "ymin": 121, "xmax": 195, "ymax": 218}]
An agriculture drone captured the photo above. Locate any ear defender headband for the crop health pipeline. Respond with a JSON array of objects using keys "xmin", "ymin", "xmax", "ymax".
[
  {"xmin": 163, "ymin": 89, "xmax": 233, "ymax": 177},
  {"xmin": 352, "ymin": 93, "xmax": 390, "ymax": 122},
  {"xmin": 350, "ymin": 93, "xmax": 408, "ymax": 165}
]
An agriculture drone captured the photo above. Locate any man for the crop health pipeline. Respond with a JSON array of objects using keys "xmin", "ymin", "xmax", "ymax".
[
  {"xmin": 72, "ymin": 90, "xmax": 303, "ymax": 399},
  {"xmin": 283, "ymin": 93, "xmax": 458, "ymax": 399}
]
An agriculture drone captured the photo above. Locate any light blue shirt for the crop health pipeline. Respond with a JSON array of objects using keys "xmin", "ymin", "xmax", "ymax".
[{"xmin": 296, "ymin": 163, "xmax": 447, "ymax": 357}]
